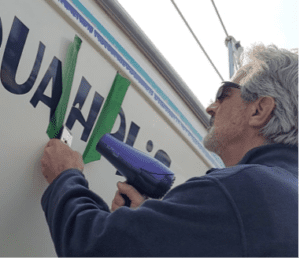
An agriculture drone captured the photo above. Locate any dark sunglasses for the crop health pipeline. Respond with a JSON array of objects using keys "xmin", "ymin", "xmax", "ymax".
[{"xmin": 215, "ymin": 81, "xmax": 242, "ymax": 101}]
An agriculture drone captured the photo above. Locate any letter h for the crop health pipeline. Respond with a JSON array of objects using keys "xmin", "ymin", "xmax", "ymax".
[{"xmin": 66, "ymin": 77, "xmax": 104, "ymax": 142}]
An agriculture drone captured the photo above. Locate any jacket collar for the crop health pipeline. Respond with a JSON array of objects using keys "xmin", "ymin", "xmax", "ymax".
[
  {"xmin": 206, "ymin": 144, "xmax": 298, "ymax": 176},
  {"xmin": 237, "ymin": 143, "xmax": 298, "ymax": 167}
]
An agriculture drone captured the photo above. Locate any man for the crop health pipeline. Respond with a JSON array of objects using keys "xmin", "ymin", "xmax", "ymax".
[{"xmin": 41, "ymin": 43, "xmax": 298, "ymax": 257}]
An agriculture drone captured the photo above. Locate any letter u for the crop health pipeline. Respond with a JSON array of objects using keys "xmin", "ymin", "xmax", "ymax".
[{"xmin": 0, "ymin": 16, "xmax": 45, "ymax": 94}]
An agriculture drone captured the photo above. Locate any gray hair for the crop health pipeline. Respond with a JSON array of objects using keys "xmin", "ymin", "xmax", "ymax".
[{"xmin": 236, "ymin": 43, "xmax": 298, "ymax": 146}]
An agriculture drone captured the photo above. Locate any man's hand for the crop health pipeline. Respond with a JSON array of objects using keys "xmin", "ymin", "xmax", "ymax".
[
  {"xmin": 41, "ymin": 139, "xmax": 84, "ymax": 184},
  {"xmin": 111, "ymin": 182, "xmax": 148, "ymax": 212}
]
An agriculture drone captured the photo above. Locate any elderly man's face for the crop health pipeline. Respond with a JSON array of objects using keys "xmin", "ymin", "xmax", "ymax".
[{"xmin": 203, "ymin": 76, "xmax": 249, "ymax": 159}]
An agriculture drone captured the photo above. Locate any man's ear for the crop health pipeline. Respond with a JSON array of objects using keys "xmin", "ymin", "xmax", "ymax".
[{"xmin": 249, "ymin": 96, "xmax": 276, "ymax": 128}]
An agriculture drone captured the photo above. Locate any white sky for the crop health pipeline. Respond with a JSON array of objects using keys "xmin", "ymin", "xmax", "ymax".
[{"xmin": 117, "ymin": 0, "xmax": 298, "ymax": 108}]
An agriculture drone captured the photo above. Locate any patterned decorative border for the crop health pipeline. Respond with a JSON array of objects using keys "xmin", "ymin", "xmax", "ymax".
[{"xmin": 58, "ymin": 0, "xmax": 224, "ymax": 168}]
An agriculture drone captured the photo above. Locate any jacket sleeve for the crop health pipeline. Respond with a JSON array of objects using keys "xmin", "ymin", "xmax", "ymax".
[{"xmin": 41, "ymin": 169, "xmax": 243, "ymax": 257}]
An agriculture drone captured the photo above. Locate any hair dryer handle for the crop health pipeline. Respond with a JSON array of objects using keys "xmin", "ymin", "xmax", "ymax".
[{"xmin": 121, "ymin": 194, "xmax": 131, "ymax": 207}]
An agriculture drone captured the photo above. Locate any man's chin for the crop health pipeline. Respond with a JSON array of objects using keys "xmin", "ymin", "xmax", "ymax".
[
  {"xmin": 203, "ymin": 127, "xmax": 219, "ymax": 155},
  {"xmin": 203, "ymin": 132, "xmax": 213, "ymax": 151}
]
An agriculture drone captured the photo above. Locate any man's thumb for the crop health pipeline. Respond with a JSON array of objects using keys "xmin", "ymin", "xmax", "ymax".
[
  {"xmin": 117, "ymin": 181, "xmax": 130, "ymax": 193},
  {"xmin": 117, "ymin": 182, "xmax": 141, "ymax": 199}
]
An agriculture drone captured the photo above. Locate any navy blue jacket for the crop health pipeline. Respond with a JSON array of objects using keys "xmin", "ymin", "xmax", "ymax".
[{"xmin": 41, "ymin": 144, "xmax": 298, "ymax": 257}]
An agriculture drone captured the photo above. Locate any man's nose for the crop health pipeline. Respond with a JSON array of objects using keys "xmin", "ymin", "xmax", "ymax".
[{"xmin": 206, "ymin": 101, "xmax": 218, "ymax": 116}]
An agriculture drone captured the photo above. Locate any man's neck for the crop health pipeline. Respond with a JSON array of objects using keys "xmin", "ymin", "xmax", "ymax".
[{"xmin": 220, "ymin": 137, "xmax": 265, "ymax": 167}]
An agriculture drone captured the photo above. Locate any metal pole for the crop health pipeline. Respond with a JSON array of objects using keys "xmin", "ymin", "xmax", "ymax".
[
  {"xmin": 171, "ymin": 0, "xmax": 224, "ymax": 81},
  {"xmin": 211, "ymin": 0, "xmax": 229, "ymax": 37},
  {"xmin": 227, "ymin": 39, "xmax": 235, "ymax": 78}
]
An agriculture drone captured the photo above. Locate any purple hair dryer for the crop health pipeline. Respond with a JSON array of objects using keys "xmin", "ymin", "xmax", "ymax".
[{"xmin": 96, "ymin": 134, "xmax": 175, "ymax": 206}]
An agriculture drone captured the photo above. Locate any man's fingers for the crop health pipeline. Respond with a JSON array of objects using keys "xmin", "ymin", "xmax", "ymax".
[
  {"xmin": 115, "ymin": 190, "xmax": 126, "ymax": 205},
  {"xmin": 111, "ymin": 190, "xmax": 125, "ymax": 212},
  {"xmin": 117, "ymin": 182, "xmax": 139, "ymax": 198},
  {"xmin": 117, "ymin": 181, "xmax": 137, "ymax": 193},
  {"xmin": 117, "ymin": 182, "xmax": 146, "ymax": 208},
  {"xmin": 41, "ymin": 138, "xmax": 85, "ymax": 185},
  {"xmin": 111, "ymin": 182, "xmax": 147, "ymax": 212},
  {"xmin": 46, "ymin": 138, "xmax": 58, "ymax": 147}
]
